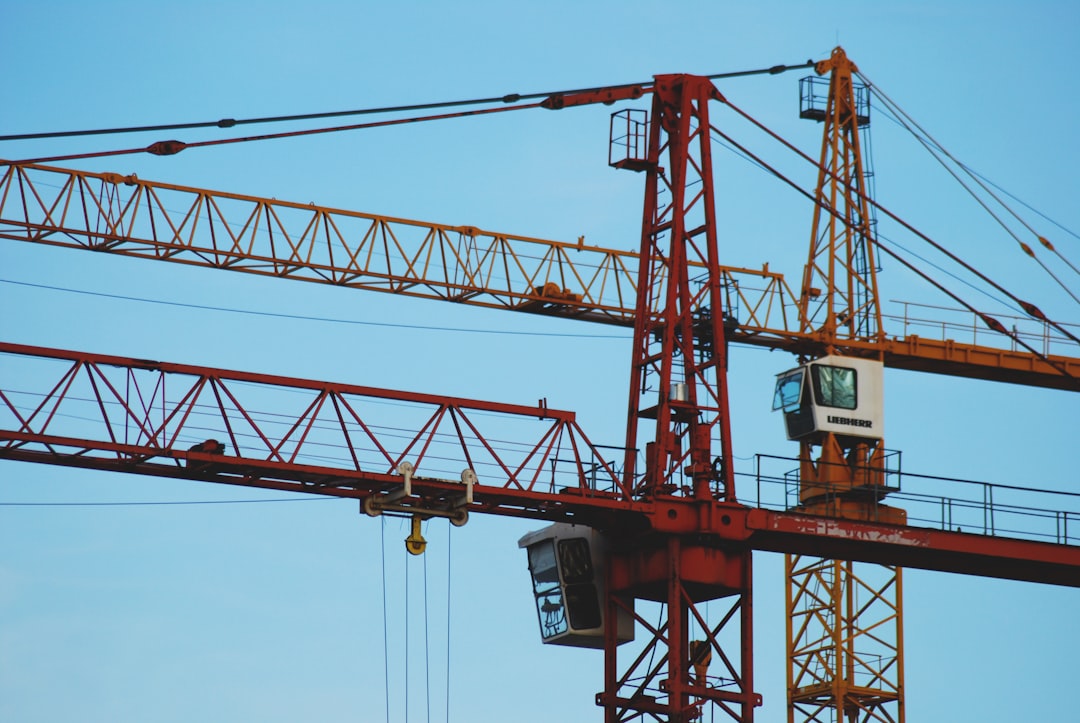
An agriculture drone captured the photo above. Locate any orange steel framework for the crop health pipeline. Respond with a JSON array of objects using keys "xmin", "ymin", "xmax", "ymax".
[
  {"xmin": 790, "ymin": 48, "xmax": 905, "ymax": 723},
  {"xmin": 0, "ymin": 170, "xmax": 1077, "ymax": 390},
  {"xmin": 2, "ymin": 49, "xmax": 1079, "ymax": 722},
  {"xmin": 785, "ymin": 557, "xmax": 903, "ymax": 723}
]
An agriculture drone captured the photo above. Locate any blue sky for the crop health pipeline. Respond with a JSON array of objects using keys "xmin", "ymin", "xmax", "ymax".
[{"xmin": 1, "ymin": 2, "xmax": 1078, "ymax": 721}]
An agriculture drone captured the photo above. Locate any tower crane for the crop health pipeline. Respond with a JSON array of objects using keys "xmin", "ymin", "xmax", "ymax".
[
  {"xmin": 778, "ymin": 48, "xmax": 905, "ymax": 723},
  {"xmin": 1, "ymin": 48, "xmax": 1078, "ymax": 722}
]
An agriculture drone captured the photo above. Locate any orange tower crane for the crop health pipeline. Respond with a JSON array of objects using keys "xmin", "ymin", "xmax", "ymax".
[
  {"xmin": 780, "ymin": 48, "xmax": 905, "ymax": 723},
  {"xmin": 1, "ymin": 48, "xmax": 1078, "ymax": 722}
]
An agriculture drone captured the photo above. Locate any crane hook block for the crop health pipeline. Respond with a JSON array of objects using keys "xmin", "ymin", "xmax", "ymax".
[{"xmin": 405, "ymin": 515, "xmax": 427, "ymax": 556}]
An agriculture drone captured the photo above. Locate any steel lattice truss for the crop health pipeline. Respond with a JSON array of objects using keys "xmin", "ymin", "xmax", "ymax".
[
  {"xmin": 1, "ymin": 162, "xmax": 1075, "ymax": 388},
  {"xmin": 787, "ymin": 555, "xmax": 903, "ymax": 723},
  {"xmin": 0, "ymin": 342, "xmax": 633, "ymax": 520},
  {"xmin": 799, "ymin": 53, "xmax": 882, "ymax": 343}
]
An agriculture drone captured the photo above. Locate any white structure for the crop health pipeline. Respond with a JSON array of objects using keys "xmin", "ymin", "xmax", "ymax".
[
  {"xmin": 772, "ymin": 355, "xmax": 884, "ymax": 442},
  {"xmin": 518, "ymin": 523, "xmax": 634, "ymax": 648}
]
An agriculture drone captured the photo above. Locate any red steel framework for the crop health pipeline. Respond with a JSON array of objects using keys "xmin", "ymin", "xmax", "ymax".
[
  {"xmin": 1, "ymin": 341, "xmax": 1078, "ymax": 721},
  {"xmin": 2, "ymin": 51, "xmax": 1079, "ymax": 722},
  {"xmin": 0, "ymin": 343, "xmax": 1075, "ymax": 572},
  {"xmin": 607, "ymin": 74, "xmax": 753, "ymax": 721},
  {"xmin": 2, "ymin": 341, "xmax": 1080, "ymax": 723},
  {"xmin": 2, "ymin": 339, "xmax": 1076, "ymax": 584}
]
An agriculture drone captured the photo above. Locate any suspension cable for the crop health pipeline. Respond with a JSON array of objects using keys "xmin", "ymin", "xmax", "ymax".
[
  {"xmin": 873, "ymin": 238, "xmax": 1078, "ymax": 384},
  {"xmin": 6, "ymin": 60, "xmax": 818, "ymax": 165},
  {"xmin": 0, "ymin": 60, "xmax": 814, "ymax": 143},
  {"xmin": 859, "ymin": 71, "xmax": 1080, "ymax": 305},
  {"xmin": 712, "ymin": 129, "xmax": 1011, "ymax": 309},
  {"xmin": 860, "ymin": 69, "xmax": 1079, "ymax": 257},
  {"xmin": 957, "ymin": 165, "xmax": 1080, "ymax": 276},
  {"xmin": 10, "ymin": 103, "xmax": 543, "ymax": 165},
  {"xmin": 717, "ymin": 98, "xmax": 1080, "ymax": 346},
  {"xmin": 875, "ymin": 232, "xmax": 1013, "ymax": 310},
  {"xmin": 706, "ymin": 121, "xmax": 1079, "ymax": 370}
]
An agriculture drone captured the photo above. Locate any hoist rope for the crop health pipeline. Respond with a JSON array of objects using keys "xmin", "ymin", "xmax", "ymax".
[
  {"xmin": 423, "ymin": 537, "xmax": 432, "ymax": 723},
  {"xmin": 445, "ymin": 523, "xmax": 453, "ymax": 723},
  {"xmin": 717, "ymin": 98, "xmax": 1080, "ymax": 347},
  {"xmin": 0, "ymin": 61, "xmax": 813, "ymax": 143},
  {"xmin": 858, "ymin": 71, "xmax": 1080, "ymax": 306},
  {"xmin": 381, "ymin": 516, "xmax": 391, "ymax": 723},
  {"xmin": 405, "ymin": 533, "xmax": 411, "ymax": 723},
  {"xmin": 380, "ymin": 516, "xmax": 445, "ymax": 723}
]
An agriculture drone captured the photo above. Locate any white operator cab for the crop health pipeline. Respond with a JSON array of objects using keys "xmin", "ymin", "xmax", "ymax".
[
  {"xmin": 772, "ymin": 355, "xmax": 884, "ymax": 443},
  {"xmin": 518, "ymin": 523, "xmax": 634, "ymax": 649}
]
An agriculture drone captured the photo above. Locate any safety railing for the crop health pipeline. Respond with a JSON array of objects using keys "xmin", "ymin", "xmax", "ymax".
[
  {"xmin": 748, "ymin": 453, "xmax": 1080, "ymax": 546},
  {"xmin": 885, "ymin": 300, "xmax": 1079, "ymax": 359}
]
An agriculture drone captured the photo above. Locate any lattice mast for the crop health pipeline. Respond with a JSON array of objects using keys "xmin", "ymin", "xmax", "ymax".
[
  {"xmin": 799, "ymin": 48, "xmax": 883, "ymax": 345},
  {"xmin": 622, "ymin": 74, "xmax": 735, "ymax": 504},
  {"xmin": 787, "ymin": 47, "xmax": 904, "ymax": 723},
  {"xmin": 601, "ymin": 74, "xmax": 756, "ymax": 722}
]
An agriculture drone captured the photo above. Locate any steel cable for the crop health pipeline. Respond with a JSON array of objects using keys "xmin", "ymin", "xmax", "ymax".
[{"xmin": 0, "ymin": 61, "xmax": 814, "ymax": 143}]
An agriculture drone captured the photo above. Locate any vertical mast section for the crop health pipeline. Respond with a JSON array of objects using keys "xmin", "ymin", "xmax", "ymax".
[
  {"xmin": 602, "ymin": 75, "xmax": 757, "ymax": 722},
  {"xmin": 788, "ymin": 47, "xmax": 905, "ymax": 723},
  {"xmin": 798, "ymin": 47, "xmax": 883, "ymax": 347},
  {"xmin": 623, "ymin": 74, "xmax": 735, "ymax": 502}
]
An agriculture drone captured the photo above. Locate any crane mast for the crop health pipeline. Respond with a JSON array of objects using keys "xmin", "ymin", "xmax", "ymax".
[
  {"xmin": 605, "ymin": 74, "xmax": 752, "ymax": 721},
  {"xmin": 785, "ymin": 48, "xmax": 903, "ymax": 723},
  {"xmin": 623, "ymin": 74, "xmax": 734, "ymax": 502}
]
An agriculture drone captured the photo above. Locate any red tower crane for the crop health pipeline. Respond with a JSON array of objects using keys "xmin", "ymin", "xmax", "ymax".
[{"xmin": 1, "ymin": 49, "xmax": 1077, "ymax": 722}]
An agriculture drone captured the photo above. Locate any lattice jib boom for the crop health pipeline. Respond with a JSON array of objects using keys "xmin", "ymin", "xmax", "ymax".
[
  {"xmin": 0, "ymin": 342, "xmax": 632, "ymax": 515},
  {"xmin": 2, "ymin": 162, "xmax": 1075, "ymax": 388}
]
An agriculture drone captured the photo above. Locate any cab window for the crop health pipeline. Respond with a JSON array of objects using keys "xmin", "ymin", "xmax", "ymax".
[
  {"xmin": 772, "ymin": 369, "xmax": 805, "ymax": 413},
  {"xmin": 811, "ymin": 364, "xmax": 856, "ymax": 409}
]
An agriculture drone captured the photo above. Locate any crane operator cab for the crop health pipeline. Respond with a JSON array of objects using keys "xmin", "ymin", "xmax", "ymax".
[
  {"xmin": 518, "ymin": 523, "xmax": 634, "ymax": 648},
  {"xmin": 772, "ymin": 355, "xmax": 884, "ymax": 444}
]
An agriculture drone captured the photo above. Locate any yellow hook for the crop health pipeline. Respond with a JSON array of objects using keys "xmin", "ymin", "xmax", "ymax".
[{"xmin": 405, "ymin": 515, "xmax": 427, "ymax": 555}]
